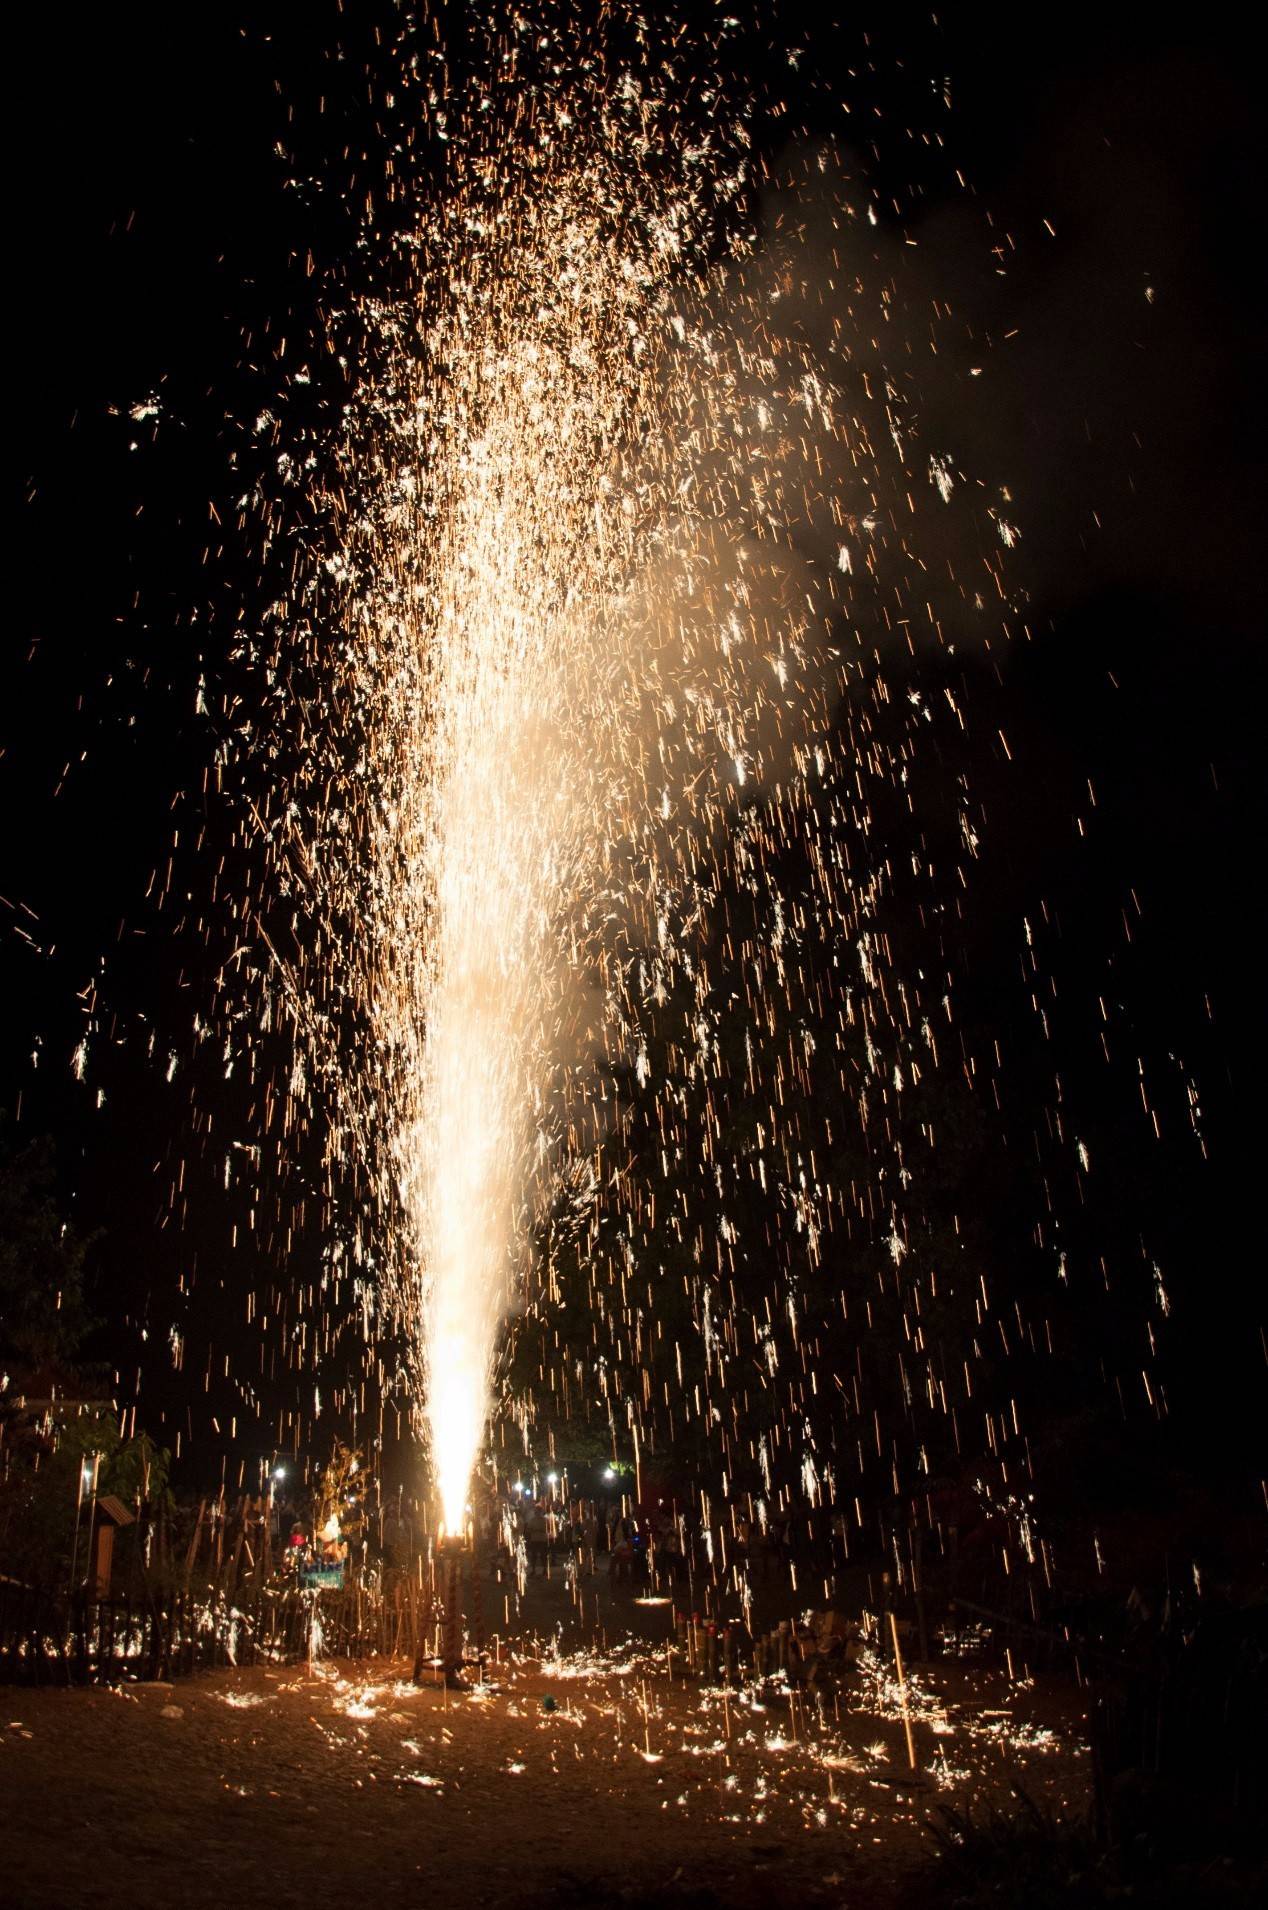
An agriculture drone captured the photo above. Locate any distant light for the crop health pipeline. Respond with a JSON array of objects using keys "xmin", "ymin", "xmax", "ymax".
[
  {"xmin": 603, "ymin": 1467, "xmax": 616, "ymax": 1481},
  {"xmin": 546, "ymin": 1472, "xmax": 558, "ymax": 1486},
  {"xmin": 512, "ymin": 1482, "xmax": 524, "ymax": 1494},
  {"xmin": 272, "ymin": 1465, "xmax": 286, "ymax": 1481}
]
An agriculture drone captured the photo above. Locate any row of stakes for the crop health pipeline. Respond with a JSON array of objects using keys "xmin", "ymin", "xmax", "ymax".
[
  {"xmin": 670, "ymin": 1606, "xmax": 920, "ymax": 1772},
  {"xmin": 670, "ymin": 1611, "xmax": 818, "ymax": 1683}
]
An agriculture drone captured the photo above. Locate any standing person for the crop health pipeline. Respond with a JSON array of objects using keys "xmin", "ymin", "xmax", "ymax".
[
  {"xmin": 526, "ymin": 1501, "xmax": 549, "ymax": 1576},
  {"xmin": 656, "ymin": 1513, "xmax": 682, "ymax": 1589},
  {"xmin": 610, "ymin": 1523, "xmax": 634, "ymax": 1586}
]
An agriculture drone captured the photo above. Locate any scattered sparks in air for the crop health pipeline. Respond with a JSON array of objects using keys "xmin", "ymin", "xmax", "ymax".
[
  {"xmin": 33, "ymin": 4, "xmax": 1190, "ymax": 1591},
  {"xmin": 207, "ymin": 1, "xmax": 1034, "ymax": 1527}
]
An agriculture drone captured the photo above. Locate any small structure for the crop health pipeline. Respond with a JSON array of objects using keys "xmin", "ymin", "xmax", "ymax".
[
  {"xmin": 298, "ymin": 1558, "xmax": 346, "ymax": 1591},
  {"xmin": 91, "ymin": 1495, "xmax": 135, "ymax": 1597},
  {"xmin": 298, "ymin": 1509, "xmax": 348, "ymax": 1590},
  {"xmin": 414, "ymin": 1529, "xmax": 480, "ymax": 1690}
]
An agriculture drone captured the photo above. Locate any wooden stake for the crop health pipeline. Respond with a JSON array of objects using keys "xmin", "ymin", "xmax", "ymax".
[
  {"xmin": 889, "ymin": 1610, "xmax": 918, "ymax": 1772},
  {"xmin": 184, "ymin": 1497, "xmax": 207, "ymax": 1586}
]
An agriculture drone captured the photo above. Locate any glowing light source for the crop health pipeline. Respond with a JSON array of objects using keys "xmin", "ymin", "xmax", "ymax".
[
  {"xmin": 430, "ymin": 1353, "xmax": 486, "ymax": 1535},
  {"xmin": 233, "ymin": 5, "xmax": 1025, "ymax": 1568}
]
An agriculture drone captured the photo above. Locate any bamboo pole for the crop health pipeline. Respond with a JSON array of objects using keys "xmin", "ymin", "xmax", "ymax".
[
  {"xmin": 184, "ymin": 1497, "xmax": 207, "ymax": 1586},
  {"xmin": 889, "ymin": 1610, "xmax": 918, "ymax": 1772}
]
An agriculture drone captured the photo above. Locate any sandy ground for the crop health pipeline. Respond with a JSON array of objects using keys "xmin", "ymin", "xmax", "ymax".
[{"xmin": 0, "ymin": 1574, "xmax": 1090, "ymax": 1910}]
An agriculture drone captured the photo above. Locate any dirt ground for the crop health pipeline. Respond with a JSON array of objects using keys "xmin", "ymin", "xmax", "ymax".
[{"xmin": 0, "ymin": 1572, "xmax": 1090, "ymax": 1910}]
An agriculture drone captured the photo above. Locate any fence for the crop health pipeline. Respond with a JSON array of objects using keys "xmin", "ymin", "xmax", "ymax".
[
  {"xmin": 0, "ymin": 1574, "xmax": 427, "ymax": 1686},
  {"xmin": 1089, "ymin": 1605, "xmax": 1268, "ymax": 1837}
]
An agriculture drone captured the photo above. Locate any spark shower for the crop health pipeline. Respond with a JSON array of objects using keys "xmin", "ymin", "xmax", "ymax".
[{"xmin": 230, "ymin": 4, "xmax": 1022, "ymax": 1525}]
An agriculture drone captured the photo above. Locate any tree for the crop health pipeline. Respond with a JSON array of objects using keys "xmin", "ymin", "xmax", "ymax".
[
  {"xmin": 0, "ymin": 1115, "xmax": 95, "ymax": 1382},
  {"xmin": 0, "ymin": 1114, "xmax": 173, "ymax": 1589}
]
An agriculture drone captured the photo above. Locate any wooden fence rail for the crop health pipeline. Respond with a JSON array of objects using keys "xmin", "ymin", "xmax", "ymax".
[{"xmin": 0, "ymin": 1576, "xmax": 419, "ymax": 1686}]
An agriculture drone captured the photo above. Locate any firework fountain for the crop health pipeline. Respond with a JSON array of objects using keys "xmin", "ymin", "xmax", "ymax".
[
  {"xmin": 7, "ymin": 16, "xmax": 1246, "ymax": 1902},
  {"xmin": 233, "ymin": 4, "xmax": 1024, "ymax": 1536}
]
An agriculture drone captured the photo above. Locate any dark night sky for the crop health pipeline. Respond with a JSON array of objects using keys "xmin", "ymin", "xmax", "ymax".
[{"xmin": 4, "ymin": 4, "xmax": 1262, "ymax": 1494}]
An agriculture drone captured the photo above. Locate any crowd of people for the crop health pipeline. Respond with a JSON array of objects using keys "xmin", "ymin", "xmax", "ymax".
[{"xmin": 484, "ymin": 1492, "xmax": 799, "ymax": 1593}]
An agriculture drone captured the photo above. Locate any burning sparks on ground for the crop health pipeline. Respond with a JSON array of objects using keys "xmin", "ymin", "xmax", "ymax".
[{"xmin": 2, "ymin": 1636, "xmax": 1092, "ymax": 1910}]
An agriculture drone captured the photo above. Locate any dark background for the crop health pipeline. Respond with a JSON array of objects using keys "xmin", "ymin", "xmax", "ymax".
[{"xmin": 4, "ymin": 4, "xmax": 1261, "ymax": 1505}]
